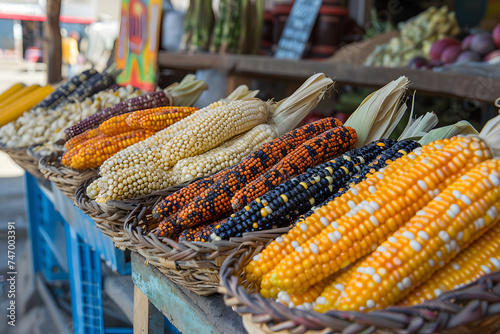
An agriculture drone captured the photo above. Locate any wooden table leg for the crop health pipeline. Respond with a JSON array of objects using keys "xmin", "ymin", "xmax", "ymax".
[{"xmin": 134, "ymin": 285, "xmax": 165, "ymax": 334}]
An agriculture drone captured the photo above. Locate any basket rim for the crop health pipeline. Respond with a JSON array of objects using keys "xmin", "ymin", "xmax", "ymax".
[
  {"xmin": 123, "ymin": 200, "xmax": 292, "ymax": 263},
  {"xmin": 219, "ymin": 243, "xmax": 500, "ymax": 334},
  {"xmin": 38, "ymin": 150, "xmax": 98, "ymax": 179}
]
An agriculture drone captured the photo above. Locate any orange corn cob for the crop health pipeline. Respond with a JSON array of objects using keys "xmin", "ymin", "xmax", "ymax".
[
  {"xmin": 138, "ymin": 107, "xmax": 197, "ymax": 131},
  {"xmin": 125, "ymin": 106, "xmax": 197, "ymax": 128},
  {"xmin": 99, "ymin": 113, "xmax": 137, "ymax": 136},
  {"xmin": 401, "ymin": 220, "xmax": 500, "ymax": 306},
  {"xmin": 336, "ymin": 159, "xmax": 500, "ymax": 312},
  {"xmin": 69, "ymin": 129, "xmax": 155, "ymax": 169},
  {"xmin": 62, "ymin": 132, "xmax": 107, "ymax": 167},
  {"xmin": 264, "ymin": 136, "xmax": 491, "ymax": 294},
  {"xmin": 64, "ymin": 128, "xmax": 103, "ymax": 150}
]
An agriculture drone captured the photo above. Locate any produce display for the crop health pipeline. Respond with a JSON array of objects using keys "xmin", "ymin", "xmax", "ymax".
[
  {"xmin": 238, "ymin": 114, "xmax": 500, "ymax": 314},
  {"xmin": 0, "ymin": 85, "xmax": 141, "ymax": 153},
  {"xmin": 86, "ymin": 73, "xmax": 336, "ymax": 202},
  {"xmin": 365, "ymin": 6, "xmax": 460, "ymax": 67},
  {"xmin": 150, "ymin": 77, "xmax": 441, "ymax": 241}
]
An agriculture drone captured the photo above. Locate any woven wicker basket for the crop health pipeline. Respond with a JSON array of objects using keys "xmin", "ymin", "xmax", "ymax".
[
  {"xmin": 37, "ymin": 151, "xmax": 98, "ymax": 201},
  {"xmin": 124, "ymin": 206, "xmax": 290, "ymax": 296},
  {"xmin": 0, "ymin": 143, "xmax": 45, "ymax": 179},
  {"xmin": 219, "ymin": 243, "xmax": 500, "ymax": 334},
  {"xmin": 74, "ymin": 176, "xmax": 195, "ymax": 251}
]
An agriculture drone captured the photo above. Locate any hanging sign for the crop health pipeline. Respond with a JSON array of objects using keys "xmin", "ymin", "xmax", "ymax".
[
  {"xmin": 274, "ymin": 0, "xmax": 322, "ymax": 60},
  {"xmin": 115, "ymin": 0, "xmax": 163, "ymax": 91}
]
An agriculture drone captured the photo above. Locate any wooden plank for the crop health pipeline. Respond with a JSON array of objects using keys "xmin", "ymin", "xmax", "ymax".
[
  {"xmin": 157, "ymin": 52, "xmax": 500, "ymax": 104},
  {"xmin": 134, "ymin": 285, "xmax": 164, "ymax": 334},
  {"xmin": 131, "ymin": 252, "xmax": 246, "ymax": 334}
]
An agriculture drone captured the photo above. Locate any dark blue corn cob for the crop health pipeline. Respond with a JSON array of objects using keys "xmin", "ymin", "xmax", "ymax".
[
  {"xmin": 211, "ymin": 139, "xmax": 396, "ymax": 241},
  {"xmin": 64, "ymin": 71, "xmax": 115, "ymax": 105},
  {"xmin": 291, "ymin": 139, "xmax": 422, "ymax": 226},
  {"xmin": 35, "ymin": 69, "xmax": 98, "ymax": 110}
]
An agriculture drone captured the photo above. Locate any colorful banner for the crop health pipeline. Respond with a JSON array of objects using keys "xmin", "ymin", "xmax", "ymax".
[{"xmin": 115, "ymin": 0, "xmax": 162, "ymax": 91}]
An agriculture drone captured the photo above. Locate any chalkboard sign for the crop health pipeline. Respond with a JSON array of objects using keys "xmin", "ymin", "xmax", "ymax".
[{"xmin": 274, "ymin": 0, "xmax": 322, "ymax": 60}]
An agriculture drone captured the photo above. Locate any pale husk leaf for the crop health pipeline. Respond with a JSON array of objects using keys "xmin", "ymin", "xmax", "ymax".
[{"xmin": 344, "ymin": 76, "xmax": 409, "ymax": 147}]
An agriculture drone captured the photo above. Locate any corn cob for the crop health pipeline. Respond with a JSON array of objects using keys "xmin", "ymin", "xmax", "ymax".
[
  {"xmin": 64, "ymin": 128, "xmax": 103, "ymax": 150},
  {"xmin": 125, "ymin": 106, "xmax": 183, "ymax": 128},
  {"xmin": 155, "ymin": 121, "xmax": 348, "ymax": 238},
  {"xmin": 87, "ymin": 163, "xmax": 171, "ymax": 200},
  {"xmin": 69, "ymin": 129, "xmax": 155, "ymax": 169},
  {"xmin": 247, "ymin": 141, "xmax": 428, "ymax": 285},
  {"xmin": 65, "ymin": 71, "xmax": 115, "ymax": 104},
  {"xmin": 99, "ymin": 113, "xmax": 137, "ymax": 136},
  {"xmin": 61, "ymin": 132, "xmax": 108, "ymax": 166},
  {"xmin": 0, "ymin": 84, "xmax": 40, "ymax": 110},
  {"xmin": 265, "ymin": 136, "xmax": 491, "ymax": 294},
  {"xmin": 152, "ymin": 118, "xmax": 343, "ymax": 221},
  {"xmin": 0, "ymin": 85, "xmax": 54, "ymax": 127},
  {"xmin": 0, "ymin": 83, "xmax": 24, "ymax": 104},
  {"xmin": 213, "ymin": 140, "xmax": 390, "ymax": 242},
  {"xmin": 401, "ymin": 221, "xmax": 500, "ymax": 306},
  {"xmin": 313, "ymin": 258, "xmax": 365, "ymax": 313},
  {"xmin": 336, "ymin": 159, "xmax": 500, "ymax": 311},
  {"xmin": 170, "ymin": 124, "xmax": 277, "ymax": 184},
  {"xmin": 137, "ymin": 107, "xmax": 198, "ymax": 131},
  {"xmin": 276, "ymin": 276, "xmax": 332, "ymax": 310},
  {"xmin": 178, "ymin": 221, "xmax": 220, "ymax": 242},
  {"xmin": 35, "ymin": 69, "xmax": 98, "ymax": 109},
  {"xmin": 159, "ymin": 98, "xmax": 271, "ymax": 168}
]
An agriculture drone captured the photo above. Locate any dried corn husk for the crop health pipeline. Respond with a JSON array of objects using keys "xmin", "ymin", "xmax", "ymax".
[{"xmin": 344, "ymin": 76, "xmax": 409, "ymax": 147}]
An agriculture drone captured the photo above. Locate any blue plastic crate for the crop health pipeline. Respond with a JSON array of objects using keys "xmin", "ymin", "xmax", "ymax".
[
  {"xmin": 25, "ymin": 174, "xmax": 69, "ymax": 282},
  {"xmin": 51, "ymin": 185, "xmax": 130, "ymax": 275}
]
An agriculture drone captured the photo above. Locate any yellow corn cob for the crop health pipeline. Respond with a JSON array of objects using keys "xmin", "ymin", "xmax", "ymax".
[
  {"xmin": 276, "ymin": 275, "xmax": 333, "ymax": 310},
  {"xmin": 69, "ymin": 129, "xmax": 155, "ymax": 169},
  {"xmin": 0, "ymin": 85, "xmax": 54, "ymax": 127},
  {"xmin": 247, "ymin": 141, "xmax": 422, "ymax": 286},
  {"xmin": 313, "ymin": 258, "xmax": 366, "ymax": 313},
  {"xmin": 401, "ymin": 221, "xmax": 500, "ymax": 306},
  {"xmin": 137, "ymin": 107, "xmax": 198, "ymax": 131},
  {"xmin": 0, "ymin": 83, "xmax": 24, "ymax": 104},
  {"xmin": 170, "ymin": 124, "xmax": 277, "ymax": 184},
  {"xmin": 99, "ymin": 113, "xmax": 137, "ymax": 136},
  {"xmin": 336, "ymin": 159, "xmax": 500, "ymax": 312},
  {"xmin": 159, "ymin": 98, "xmax": 271, "ymax": 168},
  {"xmin": 0, "ymin": 84, "xmax": 39, "ymax": 110},
  {"xmin": 264, "ymin": 136, "xmax": 491, "ymax": 294}
]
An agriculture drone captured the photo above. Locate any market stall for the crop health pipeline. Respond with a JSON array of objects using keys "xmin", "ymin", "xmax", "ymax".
[{"xmin": 1, "ymin": 1, "xmax": 500, "ymax": 334}]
